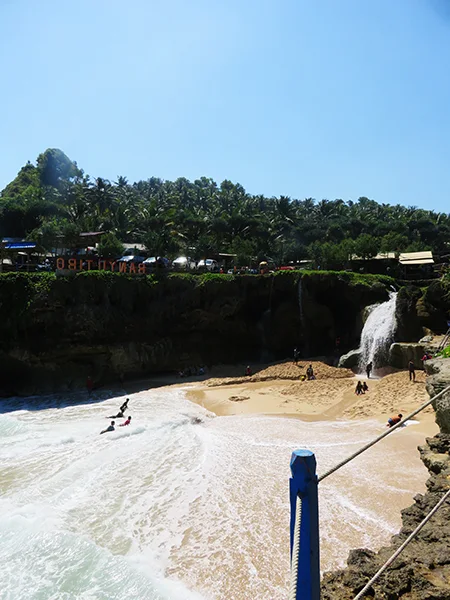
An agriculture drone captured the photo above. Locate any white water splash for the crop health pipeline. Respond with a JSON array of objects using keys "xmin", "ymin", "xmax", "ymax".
[
  {"xmin": 0, "ymin": 378, "xmax": 428, "ymax": 600},
  {"xmin": 359, "ymin": 292, "xmax": 398, "ymax": 371}
]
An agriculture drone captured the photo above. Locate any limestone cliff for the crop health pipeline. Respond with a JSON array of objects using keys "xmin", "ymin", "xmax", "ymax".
[
  {"xmin": 0, "ymin": 271, "xmax": 389, "ymax": 395},
  {"xmin": 395, "ymin": 281, "xmax": 449, "ymax": 342}
]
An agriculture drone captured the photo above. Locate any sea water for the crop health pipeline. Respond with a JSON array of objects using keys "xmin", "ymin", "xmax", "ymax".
[{"xmin": 0, "ymin": 387, "xmax": 428, "ymax": 599}]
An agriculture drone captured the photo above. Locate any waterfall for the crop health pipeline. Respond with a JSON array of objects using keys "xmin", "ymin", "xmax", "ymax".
[{"xmin": 359, "ymin": 292, "xmax": 397, "ymax": 371}]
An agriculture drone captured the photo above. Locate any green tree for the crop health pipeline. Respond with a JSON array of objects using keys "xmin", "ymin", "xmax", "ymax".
[
  {"xmin": 98, "ymin": 233, "xmax": 124, "ymax": 259},
  {"xmin": 380, "ymin": 232, "xmax": 409, "ymax": 253},
  {"xmin": 2, "ymin": 148, "xmax": 450, "ymax": 266},
  {"xmin": 37, "ymin": 149, "xmax": 81, "ymax": 188},
  {"xmin": 354, "ymin": 234, "xmax": 379, "ymax": 260},
  {"xmin": 29, "ymin": 218, "xmax": 62, "ymax": 254}
]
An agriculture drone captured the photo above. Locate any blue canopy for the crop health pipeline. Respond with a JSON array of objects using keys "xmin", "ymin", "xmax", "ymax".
[{"xmin": 4, "ymin": 242, "xmax": 36, "ymax": 250}]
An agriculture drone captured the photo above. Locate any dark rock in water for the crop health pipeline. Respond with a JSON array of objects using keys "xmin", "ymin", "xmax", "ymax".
[
  {"xmin": 389, "ymin": 342, "xmax": 424, "ymax": 369},
  {"xmin": 338, "ymin": 349, "xmax": 361, "ymax": 369}
]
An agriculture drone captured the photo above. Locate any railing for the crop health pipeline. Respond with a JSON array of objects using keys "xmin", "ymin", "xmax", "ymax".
[
  {"xmin": 437, "ymin": 327, "xmax": 450, "ymax": 352},
  {"xmin": 289, "ymin": 385, "xmax": 450, "ymax": 600}
]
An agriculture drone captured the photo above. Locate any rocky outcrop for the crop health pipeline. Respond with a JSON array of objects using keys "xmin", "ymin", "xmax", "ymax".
[
  {"xmin": 322, "ymin": 358, "xmax": 450, "ymax": 599},
  {"xmin": 425, "ymin": 358, "xmax": 450, "ymax": 434},
  {"xmin": 420, "ymin": 281, "xmax": 450, "ymax": 333},
  {"xmin": 389, "ymin": 342, "xmax": 424, "ymax": 369},
  {"xmin": 0, "ymin": 271, "xmax": 390, "ymax": 395},
  {"xmin": 338, "ymin": 349, "xmax": 361, "ymax": 369},
  {"xmin": 395, "ymin": 286, "xmax": 423, "ymax": 341},
  {"xmin": 395, "ymin": 282, "xmax": 450, "ymax": 342}
]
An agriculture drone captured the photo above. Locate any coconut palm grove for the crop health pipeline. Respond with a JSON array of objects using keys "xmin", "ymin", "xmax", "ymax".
[{"xmin": 1, "ymin": 148, "xmax": 449, "ymax": 269}]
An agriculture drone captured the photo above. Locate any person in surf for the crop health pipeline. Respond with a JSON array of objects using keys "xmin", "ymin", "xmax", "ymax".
[
  {"xmin": 119, "ymin": 416, "xmax": 131, "ymax": 427},
  {"xmin": 120, "ymin": 398, "xmax": 129, "ymax": 413},
  {"xmin": 100, "ymin": 421, "xmax": 115, "ymax": 434},
  {"xmin": 108, "ymin": 411, "xmax": 124, "ymax": 419}
]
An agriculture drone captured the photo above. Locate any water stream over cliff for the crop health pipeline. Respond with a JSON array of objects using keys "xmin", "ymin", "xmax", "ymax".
[{"xmin": 359, "ymin": 292, "xmax": 398, "ymax": 372}]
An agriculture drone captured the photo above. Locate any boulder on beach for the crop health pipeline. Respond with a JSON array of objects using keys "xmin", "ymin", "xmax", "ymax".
[
  {"xmin": 389, "ymin": 342, "xmax": 424, "ymax": 369},
  {"xmin": 337, "ymin": 349, "xmax": 361, "ymax": 369}
]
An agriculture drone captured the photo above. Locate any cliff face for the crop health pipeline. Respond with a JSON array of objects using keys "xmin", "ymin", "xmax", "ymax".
[
  {"xmin": 0, "ymin": 271, "xmax": 389, "ymax": 395},
  {"xmin": 321, "ymin": 358, "xmax": 450, "ymax": 600},
  {"xmin": 395, "ymin": 281, "xmax": 450, "ymax": 342}
]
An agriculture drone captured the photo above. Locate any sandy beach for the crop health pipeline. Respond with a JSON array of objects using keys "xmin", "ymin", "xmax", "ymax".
[
  {"xmin": 187, "ymin": 361, "xmax": 437, "ymax": 435},
  {"xmin": 1, "ymin": 362, "xmax": 439, "ymax": 600}
]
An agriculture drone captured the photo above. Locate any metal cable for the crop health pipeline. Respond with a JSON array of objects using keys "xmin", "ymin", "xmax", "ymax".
[
  {"xmin": 318, "ymin": 385, "xmax": 450, "ymax": 483},
  {"xmin": 437, "ymin": 328, "xmax": 450, "ymax": 352},
  {"xmin": 353, "ymin": 486, "xmax": 450, "ymax": 600},
  {"xmin": 289, "ymin": 494, "xmax": 302, "ymax": 600}
]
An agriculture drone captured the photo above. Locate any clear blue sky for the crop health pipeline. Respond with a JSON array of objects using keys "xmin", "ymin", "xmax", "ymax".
[{"xmin": 1, "ymin": 0, "xmax": 450, "ymax": 210}]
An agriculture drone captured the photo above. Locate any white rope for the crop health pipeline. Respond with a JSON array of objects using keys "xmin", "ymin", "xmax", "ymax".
[
  {"xmin": 289, "ymin": 494, "xmax": 302, "ymax": 600},
  {"xmin": 318, "ymin": 385, "xmax": 450, "ymax": 483},
  {"xmin": 353, "ymin": 486, "xmax": 450, "ymax": 600}
]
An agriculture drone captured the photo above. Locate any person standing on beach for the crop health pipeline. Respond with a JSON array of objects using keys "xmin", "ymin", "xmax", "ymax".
[
  {"xmin": 366, "ymin": 362, "xmax": 373, "ymax": 379},
  {"xmin": 408, "ymin": 360, "xmax": 416, "ymax": 382},
  {"xmin": 293, "ymin": 348, "xmax": 299, "ymax": 365}
]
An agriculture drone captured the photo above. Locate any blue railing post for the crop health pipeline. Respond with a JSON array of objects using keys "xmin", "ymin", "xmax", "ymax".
[{"xmin": 290, "ymin": 449, "xmax": 320, "ymax": 599}]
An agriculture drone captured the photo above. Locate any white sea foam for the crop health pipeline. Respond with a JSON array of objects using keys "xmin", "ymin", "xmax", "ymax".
[{"xmin": 0, "ymin": 386, "xmax": 428, "ymax": 599}]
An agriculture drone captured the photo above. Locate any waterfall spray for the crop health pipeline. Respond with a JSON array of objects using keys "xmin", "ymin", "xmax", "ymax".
[{"xmin": 359, "ymin": 292, "xmax": 398, "ymax": 371}]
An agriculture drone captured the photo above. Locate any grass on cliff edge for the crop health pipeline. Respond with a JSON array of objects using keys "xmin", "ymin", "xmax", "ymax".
[
  {"xmin": 0, "ymin": 269, "xmax": 395, "ymax": 287},
  {"xmin": 0, "ymin": 269, "xmax": 395, "ymax": 289}
]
